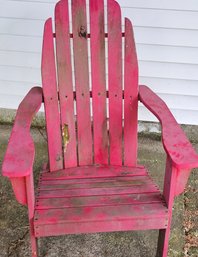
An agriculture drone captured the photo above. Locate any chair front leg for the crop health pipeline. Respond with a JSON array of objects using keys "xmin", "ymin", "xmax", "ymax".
[
  {"xmin": 156, "ymin": 216, "xmax": 172, "ymax": 257},
  {"xmin": 156, "ymin": 156, "xmax": 177, "ymax": 257},
  {"xmin": 25, "ymin": 173, "xmax": 38, "ymax": 257}
]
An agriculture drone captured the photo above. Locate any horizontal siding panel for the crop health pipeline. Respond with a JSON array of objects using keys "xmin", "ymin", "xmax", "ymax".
[
  {"xmin": 8, "ymin": 0, "xmax": 56, "ymax": 3},
  {"xmin": 139, "ymin": 61, "xmax": 198, "ymax": 81},
  {"xmin": 171, "ymin": 109, "xmax": 198, "ymax": 125},
  {"xmin": 0, "ymin": 93, "xmax": 44, "ymax": 111},
  {"xmin": 138, "ymin": 105, "xmax": 158, "ymax": 122},
  {"xmin": 117, "ymin": 0, "xmax": 198, "ymax": 12},
  {"xmin": 0, "ymin": 18, "xmax": 45, "ymax": 37},
  {"xmin": 9, "ymin": 0, "xmax": 198, "ymax": 12},
  {"xmin": 0, "ymin": 66, "xmax": 41, "ymax": 84},
  {"xmin": 139, "ymin": 94, "xmax": 198, "ymax": 112},
  {"xmin": 0, "ymin": 51, "xmax": 41, "ymax": 68},
  {"xmin": 0, "ymin": 35, "xmax": 41, "ymax": 52},
  {"xmin": 0, "ymin": 2, "xmax": 54, "ymax": 20},
  {"xmin": 0, "ymin": 80, "xmax": 36, "ymax": 96},
  {"xmin": 121, "ymin": 8, "xmax": 198, "ymax": 30},
  {"xmin": 137, "ymin": 45, "xmax": 198, "ymax": 65},
  {"xmin": 0, "ymin": 94, "xmax": 27, "ymax": 109},
  {"xmin": 139, "ymin": 77, "xmax": 198, "ymax": 97},
  {"xmin": 138, "ymin": 105, "xmax": 198, "ymax": 126},
  {"xmin": 157, "ymin": 94, "xmax": 198, "ymax": 111},
  {"xmin": 134, "ymin": 27, "xmax": 198, "ymax": 48}
]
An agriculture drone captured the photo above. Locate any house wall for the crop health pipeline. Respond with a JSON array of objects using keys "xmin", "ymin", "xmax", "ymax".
[{"xmin": 0, "ymin": 0, "xmax": 198, "ymax": 125}]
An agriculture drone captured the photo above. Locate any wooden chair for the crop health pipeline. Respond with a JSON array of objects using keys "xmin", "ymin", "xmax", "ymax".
[{"xmin": 2, "ymin": 1, "xmax": 198, "ymax": 256}]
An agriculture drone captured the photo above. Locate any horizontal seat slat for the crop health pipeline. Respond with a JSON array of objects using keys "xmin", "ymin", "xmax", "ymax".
[
  {"xmin": 39, "ymin": 182, "xmax": 153, "ymax": 191},
  {"xmin": 39, "ymin": 175, "xmax": 151, "ymax": 186},
  {"xmin": 41, "ymin": 165, "xmax": 147, "ymax": 180},
  {"xmin": 36, "ymin": 192, "xmax": 164, "ymax": 210},
  {"xmin": 39, "ymin": 176, "xmax": 152, "ymax": 191},
  {"xmin": 37, "ymin": 184, "xmax": 159, "ymax": 198},
  {"xmin": 34, "ymin": 203, "xmax": 168, "ymax": 225}
]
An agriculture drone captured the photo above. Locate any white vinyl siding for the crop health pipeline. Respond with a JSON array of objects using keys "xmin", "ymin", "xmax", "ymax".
[{"xmin": 0, "ymin": 0, "xmax": 198, "ymax": 125}]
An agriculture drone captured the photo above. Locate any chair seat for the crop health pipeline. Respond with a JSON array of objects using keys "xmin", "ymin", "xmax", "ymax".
[{"xmin": 34, "ymin": 165, "xmax": 168, "ymax": 237}]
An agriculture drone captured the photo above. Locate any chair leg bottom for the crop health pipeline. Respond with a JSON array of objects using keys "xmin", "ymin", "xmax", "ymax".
[
  {"xmin": 30, "ymin": 235, "xmax": 38, "ymax": 257},
  {"xmin": 156, "ymin": 227, "xmax": 171, "ymax": 257},
  {"xmin": 29, "ymin": 220, "xmax": 38, "ymax": 257}
]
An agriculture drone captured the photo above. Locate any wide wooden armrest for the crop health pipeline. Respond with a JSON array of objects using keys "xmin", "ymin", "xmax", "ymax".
[
  {"xmin": 139, "ymin": 85, "xmax": 198, "ymax": 170},
  {"xmin": 2, "ymin": 87, "xmax": 43, "ymax": 178}
]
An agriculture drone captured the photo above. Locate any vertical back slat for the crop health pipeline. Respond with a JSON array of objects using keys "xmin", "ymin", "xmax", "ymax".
[
  {"xmin": 42, "ymin": 18, "xmax": 63, "ymax": 171},
  {"xmin": 55, "ymin": 0, "xmax": 77, "ymax": 168},
  {"xmin": 107, "ymin": 0, "xmax": 122, "ymax": 165},
  {"xmin": 90, "ymin": 0, "xmax": 108, "ymax": 164},
  {"xmin": 72, "ymin": 0, "xmax": 93, "ymax": 165},
  {"xmin": 124, "ymin": 18, "xmax": 138, "ymax": 166}
]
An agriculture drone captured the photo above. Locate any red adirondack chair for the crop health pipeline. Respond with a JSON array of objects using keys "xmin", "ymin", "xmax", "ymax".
[{"xmin": 2, "ymin": 0, "xmax": 198, "ymax": 256}]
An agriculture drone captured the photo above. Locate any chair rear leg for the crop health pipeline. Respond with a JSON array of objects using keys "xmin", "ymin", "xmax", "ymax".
[{"xmin": 156, "ymin": 224, "xmax": 171, "ymax": 257}]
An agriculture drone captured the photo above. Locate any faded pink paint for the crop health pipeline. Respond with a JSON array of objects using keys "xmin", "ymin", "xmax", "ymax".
[
  {"xmin": 34, "ymin": 166, "xmax": 168, "ymax": 236},
  {"xmin": 108, "ymin": 0, "xmax": 123, "ymax": 165},
  {"xmin": 2, "ymin": 1, "xmax": 198, "ymax": 257},
  {"xmin": 124, "ymin": 18, "xmax": 138, "ymax": 166},
  {"xmin": 36, "ymin": 193, "xmax": 163, "ymax": 209},
  {"xmin": 90, "ymin": 0, "xmax": 108, "ymax": 164},
  {"xmin": 72, "ymin": 0, "xmax": 93, "ymax": 165},
  {"xmin": 41, "ymin": 165, "xmax": 147, "ymax": 179},
  {"xmin": 139, "ymin": 85, "xmax": 198, "ymax": 170},
  {"xmin": 2, "ymin": 87, "xmax": 42, "ymax": 178},
  {"xmin": 2, "ymin": 87, "xmax": 42, "ymax": 205},
  {"xmin": 55, "ymin": 0, "xmax": 78, "ymax": 168},
  {"xmin": 156, "ymin": 157, "xmax": 177, "ymax": 257},
  {"xmin": 42, "ymin": 19, "xmax": 63, "ymax": 171},
  {"xmin": 26, "ymin": 173, "xmax": 37, "ymax": 257}
]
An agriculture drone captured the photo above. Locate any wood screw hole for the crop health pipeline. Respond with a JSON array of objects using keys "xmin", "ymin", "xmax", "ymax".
[
  {"xmin": 82, "ymin": 93, "xmax": 84, "ymax": 96},
  {"xmin": 115, "ymin": 94, "xmax": 117, "ymax": 97}
]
